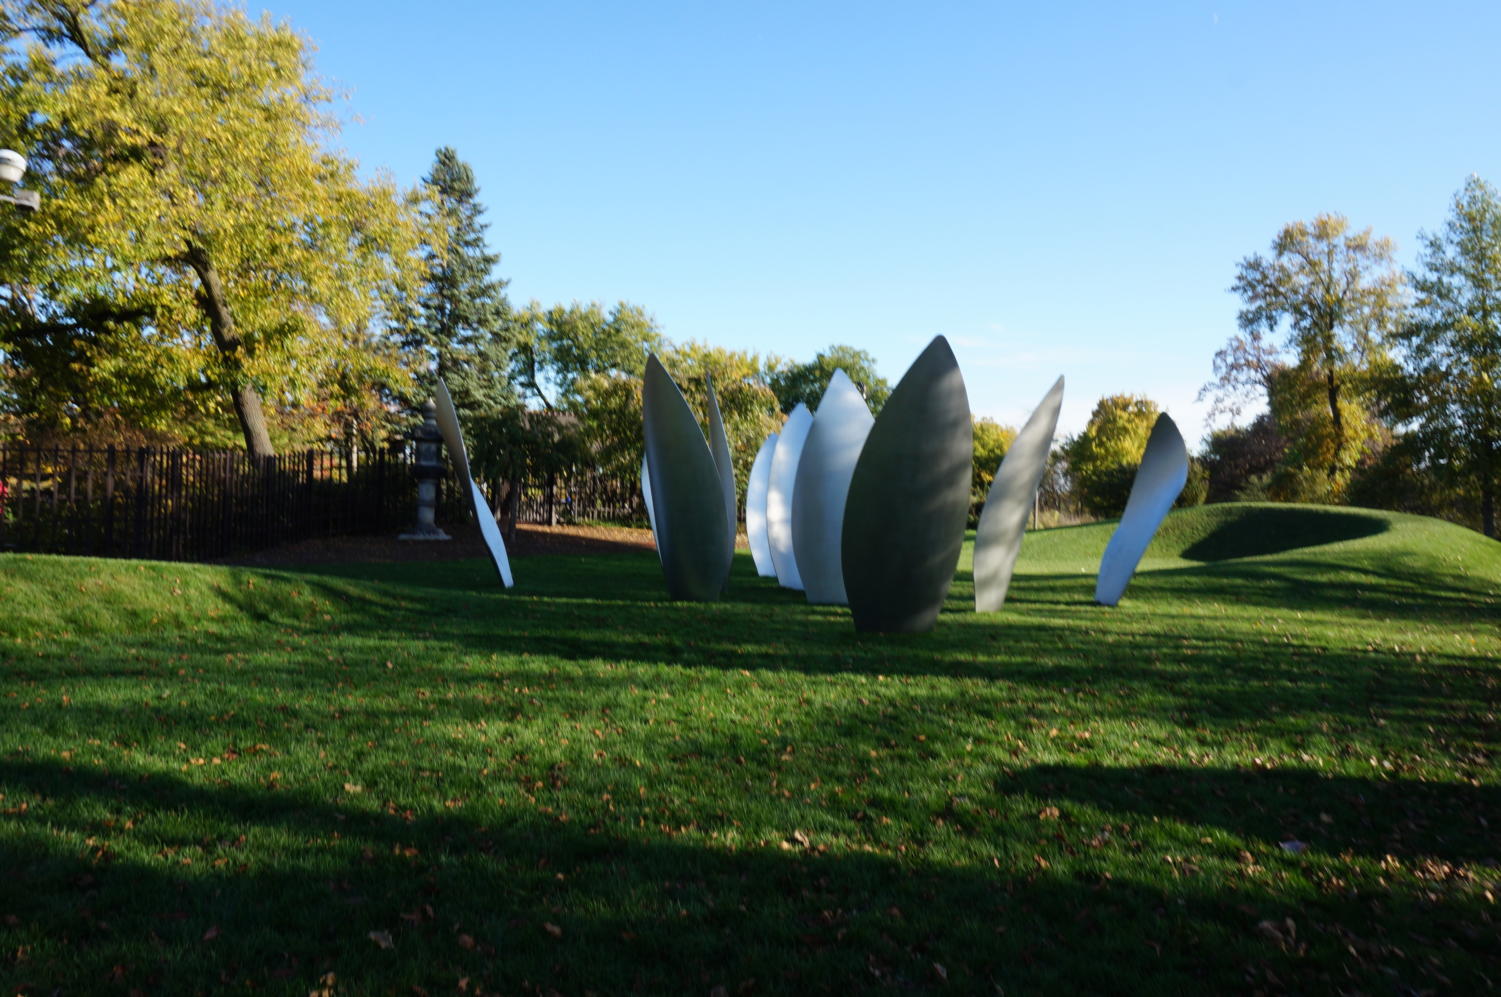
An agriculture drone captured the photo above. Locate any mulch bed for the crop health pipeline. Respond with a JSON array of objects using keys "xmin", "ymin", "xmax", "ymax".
[{"xmin": 222, "ymin": 522, "xmax": 658, "ymax": 567}]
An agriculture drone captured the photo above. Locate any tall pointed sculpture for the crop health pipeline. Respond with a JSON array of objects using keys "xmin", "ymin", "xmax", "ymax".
[
  {"xmin": 642, "ymin": 354, "xmax": 732, "ymax": 601},
  {"xmin": 765, "ymin": 404, "xmax": 813, "ymax": 590},
  {"xmin": 791, "ymin": 370, "xmax": 874, "ymax": 605},
  {"xmin": 433, "ymin": 378, "xmax": 514, "ymax": 588},
  {"xmin": 705, "ymin": 376, "xmax": 737, "ymax": 587},
  {"xmin": 841, "ymin": 337, "xmax": 972, "ymax": 633},
  {"xmin": 973, "ymin": 376, "xmax": 1064, "ymax": 611},
  {"xmin": 745, "ymin": 433, "xmax": 779, "ymax": 577},
  {"xmin": 1094, "ymin": 413, "xmax": 1189, "ymax": 607}
]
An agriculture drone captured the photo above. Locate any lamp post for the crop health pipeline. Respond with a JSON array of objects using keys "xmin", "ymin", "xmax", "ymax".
[{"xmin": 0, "ymin": 150, "xmax": 40, "ymax": 213}]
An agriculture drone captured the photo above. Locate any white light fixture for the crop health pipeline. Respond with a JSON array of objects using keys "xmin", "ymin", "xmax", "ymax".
[{"xmin": 0, "ymin": 149, "xmax": 27, "ymax": 185}]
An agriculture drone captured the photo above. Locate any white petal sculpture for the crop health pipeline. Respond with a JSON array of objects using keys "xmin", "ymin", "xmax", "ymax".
[
  {"xmin": 705, "ymin": 376, "xmax": 737, "ymax": 587},
  {"xmin": 791, "ymin": 370, "xmax": 874, "ymax": 605},
  {"xmin": 1094, "ymin": 413, "xmax": 1189, "ymax": 607},
  {"xmin": 640, "ymin": 455, "xmax": 661, "ymax": 565},
  {"xmin": 841, "ymin": 336, "xmax": 972, "ymax": 633},
  {"xmin": 745, "ymin": 433, "xmax": 778, "ymax": 577},
  {"xmin": 973, "ymin": 376, "xmax": 1064, "ymax": 612},
  {"xmin": 765, "ymin": 404, "xmax": 813, "ymax": 590},
  {"xmin": 642, "ymin": 354, "xmax": 732, "ymax": 601},
  {"xmin": 433, "ymin": 378, "xmax": 514, "ymax": 588}
]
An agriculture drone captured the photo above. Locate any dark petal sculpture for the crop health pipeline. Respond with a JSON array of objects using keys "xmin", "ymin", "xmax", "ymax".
[
  {"xmin": 434, "ymin": 378, "xmax": 514, "ymax": 588},
  {"xmin": 642, "ymin": 354, "xmax": 732, "ymax": 601},
  {"xmin": 705, "ymin": 375, "xmax": 737, "ymax": 587},
  {"xmin": 974, "ymin": 376, "xmax": 1064, "ymax": 611},
  {"xmin": 841, "ymin": 336, "xmax": 972, "ymax": 633},
  {"xmin": 745, "ymin": 433, "xmax": 779, "ymax": 577},
  {"xmin": 791, "ymin": 369, "xmax": 874, "ymax": 605},
  {"xmin": 766, "ymin": 404, "xmax": 813, "ymax": 590},
  {"xmin": 1094, "ymin": 413, "xmax": 1189, "ymax": 607}
]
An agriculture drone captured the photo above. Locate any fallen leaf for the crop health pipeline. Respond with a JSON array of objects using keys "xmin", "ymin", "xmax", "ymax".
[
  {"xmin": 368, "ymin": 929, "xmax": 394, "ymax": 949},
  {"xmin": 457, "ymin": 933, "xmax": 475, "ymax": 950},
  {"xmin": 201, "ymin": 925, "xmax": 220, "ymax": 941},
  {"xmin": 543, "ymin": 922, "xmax": 563, "ymax": 938}
]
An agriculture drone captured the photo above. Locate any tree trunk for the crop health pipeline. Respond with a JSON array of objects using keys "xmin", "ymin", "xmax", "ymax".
[
  {"xmin": 183, "ymin": 244, "xmax": 275, "ymax": 459},
  {"xmin": 1325, "ymin": 367, "xmax": 1343, "ymax": 478}
]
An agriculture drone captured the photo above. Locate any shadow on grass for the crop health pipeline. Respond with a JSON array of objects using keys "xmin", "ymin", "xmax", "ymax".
[
  {"xmin": 2, "ymin": 754, "xmax": 1494, "ymax": 995},
  {"xmin": 997, "ymin": 763, "xmax": 1500, "ymax": 864},
  {"xmin": 1178, "ymin": 507, "xmax": 1390, "ymax": 562}
]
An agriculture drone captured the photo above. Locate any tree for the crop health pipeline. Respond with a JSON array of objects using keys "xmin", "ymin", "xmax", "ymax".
[
  {"xmin": 1065, "ymin": 394, "xmax": 1160, "ymax": 517},
  {"xmin": 0, "ymin": 0, "xmax": 426, "ymax": 455},
  {"xmin": 768, "ymin": 344, "xmax": 890, "ymax": 414},
  {"xmin": 1394, "ymin": 175, "xmax": 1501, "ymax": 537},
  {"xmin": 412, "ymin": 146, "xmax": 515, "ymax": 417},
  {"xmin": 510, "ymin": 300, "xmax": 661, "ymax": 410},
  {"xmin": 1225, "ymin": 214, "xmax": 1404, "ymax": 486},
  {"xmin": 1200, "ymin": 414, "xmax": 1286, "ymax": 502}
]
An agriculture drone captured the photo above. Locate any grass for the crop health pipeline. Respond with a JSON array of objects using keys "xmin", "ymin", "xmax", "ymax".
[{"xmin": 1, "ymin": 502, "xmax": 1498, "ymax": 995}]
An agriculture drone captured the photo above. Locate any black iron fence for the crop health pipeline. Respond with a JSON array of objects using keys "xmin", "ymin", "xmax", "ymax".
[{"xmin": 0, "ymin": 443, "xmax": 646, "ymax": 562}]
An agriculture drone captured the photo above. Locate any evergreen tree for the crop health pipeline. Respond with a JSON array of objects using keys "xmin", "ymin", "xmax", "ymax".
[{"xmin": 415, "ymin": 146, "xmax": 515, "ymax": 415}]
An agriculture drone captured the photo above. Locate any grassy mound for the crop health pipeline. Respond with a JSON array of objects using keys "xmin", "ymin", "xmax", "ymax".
[{"xmin": 1, "ymin": 505, "xmax": 1498, "ymax": 994}]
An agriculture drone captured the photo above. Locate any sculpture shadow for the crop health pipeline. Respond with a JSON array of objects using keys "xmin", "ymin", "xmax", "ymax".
[{"xmin": 1177, "ymin": 507, "xmax": 1390, "ymax": 562}]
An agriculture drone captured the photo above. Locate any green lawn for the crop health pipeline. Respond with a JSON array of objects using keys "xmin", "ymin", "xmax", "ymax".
[{"xmin": 2, "ymin": 503, "xmax": 1498, "ymax": 995}]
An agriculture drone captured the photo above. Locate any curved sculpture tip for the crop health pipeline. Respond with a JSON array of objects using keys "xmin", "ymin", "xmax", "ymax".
[
  {"xmin": 841, "ymin": 335, "xmax": 972, "ymax": 633},
  {"xmin": 791, "ymin": 369, "xmax": 874, "ymax": 605},
  {"xmin": 745, "ymin": 432, "xmax": 779, "ymax": 577},
  {"xmin": 642, "ymin": 354, "xmax": 732, "ymax": 601},
  {"xmin": 432, "ymin": 377, "xmax": 471, "ymax": 484},
  {"xmin": 704, "ymin": 374, "xmax": 737, "ymax": 588},
  {"xmin": 1094, "ymin": 412, "xmax": 1189, "ymax": 607},
  {"xmin": 766, "ymin": 404, "xmax": 814, "ymax": 590},
  {"xmin": 974, "ymin": 375, "xmax": 1065, "ymax": 612}
]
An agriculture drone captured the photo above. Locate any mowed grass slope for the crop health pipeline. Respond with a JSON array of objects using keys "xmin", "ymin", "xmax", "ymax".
[{"xmin": 1, "ymin": 503, "xmax": 1498, "ymax": 995}]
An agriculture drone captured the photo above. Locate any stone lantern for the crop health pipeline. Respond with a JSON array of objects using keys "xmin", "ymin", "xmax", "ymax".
[{"xmin": 399, "ymin": 400, "xmax": 451, "ymax": 541}]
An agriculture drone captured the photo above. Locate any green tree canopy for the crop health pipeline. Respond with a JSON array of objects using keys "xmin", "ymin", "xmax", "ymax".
[
  {"xmin": 0, "ymin": 0, "xmax": 427, "ymax": 455},
  {"xmin": 1065, "ymin": 394, "xmax": 1161, "ymax": 517},
  {"xmin": 1393, "ymin": 175, "xmax": 1501, "ymax": 537},
  {"xmin": 1224, "ymin": 214, "xmax": 1405, "ymax": 488},
  {"xmin": 768, "ymin": 344, "xmax": 890, "ymax": 414},
  {"xmin": 511, "ymin": 300, "xmax": 662, "ymax": 411}
]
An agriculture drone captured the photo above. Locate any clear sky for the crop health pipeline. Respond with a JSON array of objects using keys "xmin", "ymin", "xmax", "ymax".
[{"xmin": 265, "ymin": 0, "xmax": 1500, "ymax": 443}]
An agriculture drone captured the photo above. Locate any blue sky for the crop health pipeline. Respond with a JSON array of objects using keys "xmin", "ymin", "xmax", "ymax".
[{"xmin": 268, "ymin": 0, "xmax": 1501, "ymax": 442}]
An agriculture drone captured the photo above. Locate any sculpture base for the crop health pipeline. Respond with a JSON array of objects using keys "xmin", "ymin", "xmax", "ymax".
[{"xmin": 398, "ymin": 528, "xmax": 451, "ymax": 541}]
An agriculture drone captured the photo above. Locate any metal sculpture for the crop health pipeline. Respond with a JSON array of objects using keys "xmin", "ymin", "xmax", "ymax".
[
  {"xmin": 1094, "ymin": 413, "xmax": 1189, "ymax": 607},
  {"xmin": 705, "ymin": 376, "xmax": 737, "ymax": 587},
  {"xmin": 790, "ymin": 369, "xmax": 874, "ymax": 605},
  {"xmin": 641, "ymin": 354, "xmax": 732, "ymax": 601},
  {"xmin": 973, "ymin": 376, "xmax": 1064, "ymax": 612},
  {"xmin": 841, "ymin": 337, "xmax": 972, "ymax": 633},
  {"xmin": 765, "ymin": 404, "xmax": 813, "ymax": 590},
  {"xmin": 745, "ymin": 433, "xmax": 779, "ymax": 577},
  {"xmin": 433, "ymin": 378, "xmax": 514, "ymax": 588}
]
